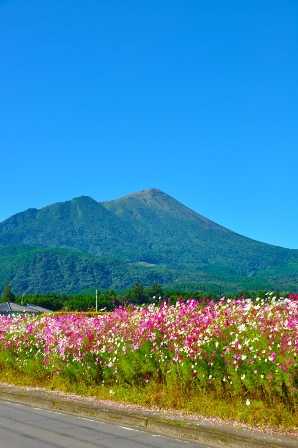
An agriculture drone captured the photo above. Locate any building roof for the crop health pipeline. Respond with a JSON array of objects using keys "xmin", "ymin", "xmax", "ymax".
[{"xmin": 0, "ymin": 302, "xmax": 52, "ymax": 314}]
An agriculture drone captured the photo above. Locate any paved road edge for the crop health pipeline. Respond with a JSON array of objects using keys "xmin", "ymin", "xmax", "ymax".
[{"xmin": 0, "ymin": 388, "xmax": 295, "ymax": 448}]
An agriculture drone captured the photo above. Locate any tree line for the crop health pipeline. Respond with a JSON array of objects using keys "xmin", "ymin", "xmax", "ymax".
[{"xmin": 0, "ymin": 280, "xmax": 288, "ymax": 312}]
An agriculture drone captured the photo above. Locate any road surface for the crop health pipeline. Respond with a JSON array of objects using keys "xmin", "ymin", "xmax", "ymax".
[{"xmin": 0, "ymin": 401, "xmax": 211, "ymax": 448}]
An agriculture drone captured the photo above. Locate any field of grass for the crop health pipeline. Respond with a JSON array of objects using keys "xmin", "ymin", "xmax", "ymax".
[{"xmin": 0, "ymin": 295, "xmax": 298, "ymax": 430}]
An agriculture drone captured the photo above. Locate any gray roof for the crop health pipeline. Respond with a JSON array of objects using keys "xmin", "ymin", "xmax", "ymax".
[
  {"xmin": 0, "ymin": 302, "xmax": 52, "ymax": 314},
  {"xmin": 26, "ymin": 304, "xmax": 52, "ymax": 313}
]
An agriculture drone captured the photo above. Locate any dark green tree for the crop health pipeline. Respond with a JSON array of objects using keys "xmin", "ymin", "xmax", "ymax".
[
  {"xmin": 127, "ymin": 282, "xmax": 148, "ymax": 304},
  {"xmin": 148, "ymin": 283, "xmax": 164, "ymax": 301},
  {"xmin": 1, "ymin": 281, "xmax": 16, "ymax": 303}
]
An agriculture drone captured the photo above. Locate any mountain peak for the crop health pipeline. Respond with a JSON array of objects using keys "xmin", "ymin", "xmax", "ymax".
[
  {"xmin": 1, "ymin": 188, "xmax": 298, "ymax": 293},
  {"xmin": 109, "ymin": 188, "xmax": 165, "ymax": 202},
  {"xmin": 70, "ymin": 195, "xmax": 99, "ymax": 205},
  {"xmin": 133, "ymin": 188, "xmax": 163, "ymax": 195}
]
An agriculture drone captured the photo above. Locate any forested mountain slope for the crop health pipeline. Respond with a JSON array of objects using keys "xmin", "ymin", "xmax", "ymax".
[
  {"xmin": 1, "ymin": 189, "xmax": 298, "ymax": 294},
  {"xmin": 101, "ymin": 189, "xmax": 298, "ymax": 273},
  {"xmin": 1, "ymin": 189, "xmax": 297, "ymax": 274},
  {"xmin": 2, "ymin": 245, "xmax": 298, "ymax": 296}
]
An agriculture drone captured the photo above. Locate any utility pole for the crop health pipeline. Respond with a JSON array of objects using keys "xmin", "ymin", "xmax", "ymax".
[{"xmin": 96, "ymin": 289, "xmax": 98, "ymax": 312}]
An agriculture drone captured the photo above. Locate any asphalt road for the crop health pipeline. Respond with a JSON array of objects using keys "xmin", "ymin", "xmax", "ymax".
[{"xmin": 0, "ymin": 401, "xmax": 211, "ymax": 448}]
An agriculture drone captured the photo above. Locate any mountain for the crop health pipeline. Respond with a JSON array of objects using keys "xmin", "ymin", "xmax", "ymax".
[
  {"xmin": 0, "ymin": 244, "xmax": 293, "ymax": 296},
  {"xmin": 0, "ymin": 245, "xmax": 172, "ymax": 294},
  {"xmin": 0, "ymin": 188, "xmax": 298, "ymax": 294},
  {"xmin": 102, "ymin": 189, "xmax": 298, "ymax": 273}
]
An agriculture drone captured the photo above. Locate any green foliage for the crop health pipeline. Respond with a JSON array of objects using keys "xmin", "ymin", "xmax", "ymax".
[
  {"xmin": 126, "ymin": 282, "xmax": 148, "ymax": 304},
  {"xmin": 0, "ymin": 280, "xmax": 15, "ymax": 303},
  {"xmin": 14, "ymin": 293, "xmax": 65, "ymax": 311},
  {"xmin": 10, "ymin": 284, "xmax": 293, "ymax": 313}
]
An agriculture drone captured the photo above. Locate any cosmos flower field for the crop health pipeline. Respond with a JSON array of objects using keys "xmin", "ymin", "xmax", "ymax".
[{"xmin": 0, "ymin": 295, "xmax": 298, "ymax": 424}]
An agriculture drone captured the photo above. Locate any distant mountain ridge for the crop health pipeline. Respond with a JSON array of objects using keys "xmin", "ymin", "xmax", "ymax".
[{"xmin": 0, "ymin": 188, "xmax": 298, "ymax": 294}]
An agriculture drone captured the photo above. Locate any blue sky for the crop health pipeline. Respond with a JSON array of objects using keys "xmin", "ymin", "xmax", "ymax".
[{"xmin": 1, "ymin": 1, "xmax": 297, "ymax": 248}]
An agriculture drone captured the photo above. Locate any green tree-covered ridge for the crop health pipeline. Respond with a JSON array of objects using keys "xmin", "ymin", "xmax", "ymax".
[{"xmin": 0, "ymin": 188, "xmax": 298, "ymax": 294}]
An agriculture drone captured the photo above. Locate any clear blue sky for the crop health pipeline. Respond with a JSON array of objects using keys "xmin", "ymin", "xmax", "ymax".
[{"xmin": 1, "ymin": 1, "xmax": 297, "ymax": 248}]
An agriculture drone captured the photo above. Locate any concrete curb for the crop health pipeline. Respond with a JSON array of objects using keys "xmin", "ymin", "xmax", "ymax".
[{"xmin": 0, "ymin": 388, "xmax": 297, "ymax": 448}]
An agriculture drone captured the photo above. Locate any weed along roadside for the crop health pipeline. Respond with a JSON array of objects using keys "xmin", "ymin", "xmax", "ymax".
[{"xmin": 0, "ymin": 296, "xmax": 298, "ymax": 445}]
